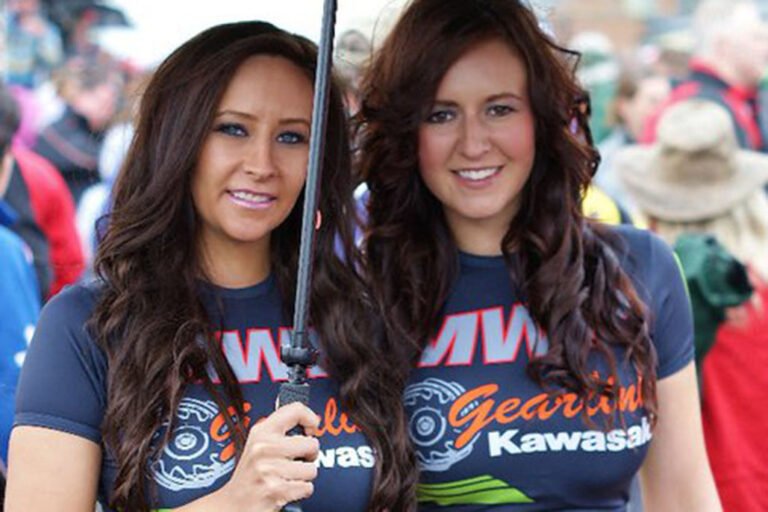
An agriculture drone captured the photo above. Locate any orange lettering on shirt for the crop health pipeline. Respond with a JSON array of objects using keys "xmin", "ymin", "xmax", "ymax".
[{"xmin": 210, "ymin": 402, "xmax": 253, "ymax": 462}]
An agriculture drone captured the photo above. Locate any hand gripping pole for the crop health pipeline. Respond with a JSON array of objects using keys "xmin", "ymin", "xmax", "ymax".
[{"xmin": 278, "ymin": 0, "xmax": 338, "ymax": 510}]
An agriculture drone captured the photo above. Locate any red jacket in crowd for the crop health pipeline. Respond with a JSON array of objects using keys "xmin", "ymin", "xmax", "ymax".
[{"xmin": 13, "ymin": 145, "xmax": 84, "ymax": 297}]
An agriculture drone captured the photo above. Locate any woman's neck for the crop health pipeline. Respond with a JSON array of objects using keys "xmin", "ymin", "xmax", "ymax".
[
  {"xmin": 446, "ymin": 215, "xmax": 512, "ymax": 257},
  {"xmin": 198, "ymin": 235, "xmax": 271, "ymax": 288}
]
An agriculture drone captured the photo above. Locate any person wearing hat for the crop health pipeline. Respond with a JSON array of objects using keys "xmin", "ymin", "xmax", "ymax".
[{"xmin": 617, "ymin": 98, "xmax": 768, "ymax": 512}]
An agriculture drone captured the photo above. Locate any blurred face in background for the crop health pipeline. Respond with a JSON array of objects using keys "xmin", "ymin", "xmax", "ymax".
[
  {"xmin": 8, "ymin": 0, "xmax": 40, "ymax": 16},
  {"xmin": 69, "ymin": 73, "xmax": 122, "ymax": 131},
  {"xmin": 722, "ymin": 4, "xmax": 768, "ymax": 87},
  {"xmin": 618, "ymin": 75, "xmax": 670, "ymax": 141},
  {"xmin": 56, "ymin": 56, "xmax": 125, "ymax": 131}
]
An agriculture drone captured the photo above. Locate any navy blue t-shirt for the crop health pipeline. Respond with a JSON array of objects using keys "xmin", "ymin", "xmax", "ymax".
[
  {"xmin": 14, "ymin": 275, "xmax": 373, "ymax": 511},
  {"xmin": 406, "ymin": 226, "xmax": 693, "ymax": 511}
]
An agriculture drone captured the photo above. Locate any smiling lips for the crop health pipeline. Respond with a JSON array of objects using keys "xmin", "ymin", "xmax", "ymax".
[
  {"xmin": 227, "ymin": 189, "xmax": 276, "ymax": 209},
  {"xmin": 453, "ymin": 166, "xmax": 503, "ymax": 185}
]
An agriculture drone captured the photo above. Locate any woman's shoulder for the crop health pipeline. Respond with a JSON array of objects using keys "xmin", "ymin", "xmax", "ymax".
[
  {"xmin": 40, "ymin": 279, "xmax": 105, "ymax": 326},
  {"xmin": 28, "ymin": 279, "xmax": 109, "ymax": 382},
  {"xmin": 606, "ymin": 223, "xmax": 663, "ymax": 251},
  {"xmin": 601, "ymin": 223, "xmax": 694, "ymax": 376},
  {"xmin": 604, "ymin": 224, "xmax": 675, "ymax": 269},
  {"xmin": 600, "ymin": 224, "xmax": 681, "ymax": 299},
  {"xmin": 16, "ymin": 281, "xmax": 109, "ymax": 444}
]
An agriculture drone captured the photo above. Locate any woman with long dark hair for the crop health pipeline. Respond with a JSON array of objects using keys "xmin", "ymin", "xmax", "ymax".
[
  {"xmin": 6, "ymin": 21, "xmax": 410, "ymax": 512},
  {"xmin": 358, "ymin": 0, "xmax": 721, "ymax": 509}
]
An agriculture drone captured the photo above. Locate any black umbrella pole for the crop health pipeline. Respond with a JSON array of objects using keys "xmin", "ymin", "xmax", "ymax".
[{"xmin": 278, "ymin": 0, "xmax": 337, "ymax": 510}]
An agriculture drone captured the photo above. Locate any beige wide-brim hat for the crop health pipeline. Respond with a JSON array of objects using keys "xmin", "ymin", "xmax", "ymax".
[{"xmin": 615, "ymin": 99, "xmax": 768, "ymax": 222}]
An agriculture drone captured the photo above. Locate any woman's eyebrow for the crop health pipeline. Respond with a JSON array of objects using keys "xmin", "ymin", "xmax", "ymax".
[
  {"xmin": 214, "ymin": 110, "xmax": 311, "ymax": 127},
  {"xmin": 486, "ymin": 92, "xmax": 524, "ymax": 102}
]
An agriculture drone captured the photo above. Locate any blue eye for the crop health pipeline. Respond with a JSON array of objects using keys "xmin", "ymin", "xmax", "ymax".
[
  {"xmin": 276, "ymin": 131, "xmax": 308, "ymax": 144},
  {"xmin": 487, "ymin": 104, "xmax": 515, "ymax": 117},
  {"xmin": 214, "ymin": 123, "xmax": 247, "ymax": 137},
  {"xmin": 425, "ymin": 109, "xmax": 456, "ymax": 124}
]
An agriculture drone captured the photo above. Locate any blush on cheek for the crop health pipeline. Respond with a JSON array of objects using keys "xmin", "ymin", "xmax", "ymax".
[
  {"xmin": 500, "ymin": 128, "xmax": 536, "ymax": 172},
  {"xmin": 509, "ymin": 118, "xmax": 535, "ymax": 151},
  {"xmin": 417, "ymin": 128, "xmax": 449, "ymax": 177}
]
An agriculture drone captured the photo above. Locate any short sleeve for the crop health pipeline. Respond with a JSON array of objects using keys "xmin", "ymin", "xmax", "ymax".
[
  {"xmin": 14, "ymin": 283, "xmax": 107, "ymax": 443},
  {"xmin": 615, "ymin": 226, "xmax": 695, "ymax": 379}
]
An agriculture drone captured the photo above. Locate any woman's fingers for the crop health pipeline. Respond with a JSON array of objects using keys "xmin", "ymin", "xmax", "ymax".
[
  {"xmin": 248, "ymin": 434, "xmax": 320, "ymax": 461},
  {"xmin": 239, "ymin": 402, "xmax": 322, "ymax": 472},
  {"xmin": 214, "ymin": 402, "xmax": 321, "ymax": 509},
  {"xmin": 256, "ymin": 402, "xmax": 320, "ymax": 435},
  {"xmin": 275, "ymin": 479, "xmax": 315, "ymax": 508},
  {"xmin": 267, "ymin": 458, "xmax": 319, "ymax": 482}
]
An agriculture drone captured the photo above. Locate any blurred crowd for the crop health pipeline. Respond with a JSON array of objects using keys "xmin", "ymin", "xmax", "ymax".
[
  {"xmin": 558, "ymin": 3, "xmax": 768, "ymax": 510},
  {"xmin": 0, "ymin": 0, "xmax": 143, "ymax": 491},
  {"xmin": 1, "ymin": 0, "xmax": 768, "ymax": 510}
]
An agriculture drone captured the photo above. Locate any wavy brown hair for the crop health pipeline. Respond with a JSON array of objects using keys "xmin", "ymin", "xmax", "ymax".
[
  {"xmin": 358, "ymin": 0, "xmax": 657, "ymax": 501},
  {"xmin": 91, "ymin": 21, "xmax": 407, "ymax": 511}
]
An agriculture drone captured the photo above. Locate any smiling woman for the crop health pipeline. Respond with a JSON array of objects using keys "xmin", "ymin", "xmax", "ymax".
[
  {"xmin": 417, "ymin": 38, "xmax": 535, "ymax": 256},
  {"xmin": 192, "ymin": 55, "xmax": 313, "ymax": 288},
  {"xmin": 5, "ymin": 20, "xmax": 407, "ymax": 512},
  {"xmin": 357, "ymin": 0, "xmax": 722, "ymax": 510}
]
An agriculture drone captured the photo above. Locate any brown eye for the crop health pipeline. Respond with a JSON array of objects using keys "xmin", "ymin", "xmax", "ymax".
[
  {"xmin": 487, "ymin": 104, "xmax": 515, "ymax": 117},
  {"xmin": 425, "ymin": 109, "xmax": 456, "ymax": 124}
]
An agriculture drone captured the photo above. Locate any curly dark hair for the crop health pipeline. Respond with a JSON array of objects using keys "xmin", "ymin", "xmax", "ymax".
[
  {"xmin": 91, "ymin": 21, "xmax": 406, "ymax": 511},
  {"xmin": 358, "ymin": 0, "xmax": 657, "ymax": 504}
]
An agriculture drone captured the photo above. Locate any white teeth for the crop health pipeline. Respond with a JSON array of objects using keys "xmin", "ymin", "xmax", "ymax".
[
  {"xmin": 457, "ymin": 167, "xmax": 499, "ymax": 181},
  {"xmin": 231, "ymin": 191, "xmax": 271, "ymax": 203}
]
